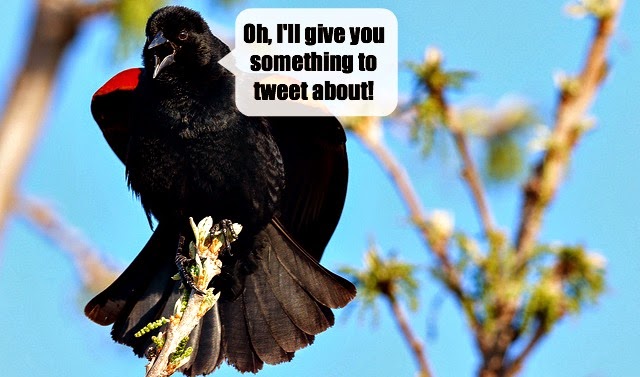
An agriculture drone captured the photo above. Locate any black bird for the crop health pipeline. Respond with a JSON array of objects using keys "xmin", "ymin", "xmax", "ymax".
[{"xmin": 85, "ymin": 5, "xmax": 355, "ymax": 375}]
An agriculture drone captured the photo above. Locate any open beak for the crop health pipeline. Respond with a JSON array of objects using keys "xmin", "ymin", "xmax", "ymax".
[{"xmin": 148, "ymin": 31, "xmax": 176, "ymax": 79}]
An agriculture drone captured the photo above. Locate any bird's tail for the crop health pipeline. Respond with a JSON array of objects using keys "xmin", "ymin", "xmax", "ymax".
[
  {"xmin": 84, "ymin": 222, "xmax": 183, "ymax": 353},
  {"xmin": 85, "ymin": 220, "xmax": 356, "ymax": 375}
]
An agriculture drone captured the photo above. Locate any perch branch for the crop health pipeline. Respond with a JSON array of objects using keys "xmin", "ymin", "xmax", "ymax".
[{"xmin": 144, "ymin": 217, "xmax": 241, "ymax": 377}]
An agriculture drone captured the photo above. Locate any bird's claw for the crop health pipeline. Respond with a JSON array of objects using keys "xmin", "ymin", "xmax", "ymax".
[
  {"xmin": 211, "ymin": 219, "xmax": 237, "ymax": 256},
  {"xmin": 175, "ymin": 236, "xmax": 206, "ymax": 295}
]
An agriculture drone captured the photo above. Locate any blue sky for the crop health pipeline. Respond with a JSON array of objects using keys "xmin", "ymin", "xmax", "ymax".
[{"xmin": 0, "ymin": 1, "xmax": 639, "ymax": 377}]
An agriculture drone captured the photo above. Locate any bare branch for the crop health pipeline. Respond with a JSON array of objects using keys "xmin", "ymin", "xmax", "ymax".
[
  {"xmin": 0, "ymin": 0, "xmax": 117, "ymax": 241},
  {"xmin": 481, "ymin": 4, "xmax": 624, "ymax": 376},
  {"xmin": 515, "ymin": 1, "xmax": 624, "ymax": 258},
  {"xmin": 445, "ymin": 107, "xmax": 496, "ymax": 236},
  {"xmin": 386, "ymin": 293, "xmax": 434, "ymax": 377},
  {"xmin": 15, "ymin": 195, "xmax": 119, "ymax": 293}
]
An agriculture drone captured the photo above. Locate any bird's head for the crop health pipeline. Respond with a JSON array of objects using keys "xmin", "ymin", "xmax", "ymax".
[{"xmin": 143, "ymin": 6, "xmax": 230, "ymax": 80}]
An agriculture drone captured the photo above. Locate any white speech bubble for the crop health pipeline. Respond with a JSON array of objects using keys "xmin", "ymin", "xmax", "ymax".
[{"xmin": 218, "ymin": 8, "xmax": 398, "ymax": 117}]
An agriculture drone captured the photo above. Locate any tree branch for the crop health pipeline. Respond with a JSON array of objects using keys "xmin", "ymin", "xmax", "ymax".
[
  {"xmin": 385, "ymin": 293, "xmax": 434, "ymax": 377},
  {"xmin": 15, "ymin": 195, "xmax": 119, "ymax": 292},
  {"xmin": 414, "ymin": 50, "xmax": 497, "ymax": 237},
  {"xmin": 515, "ymin": 1, "xmax": 623, "ymax": 258},
  {"xmin": 486, "ymin": 5, "xmax": 623, "ymax": 376},
  {"xmin": 145, "ymin": 218, "xmax": 241, "ymax": 377},
  {"xmin": 350, "ymin": 119, "xmax": 483, "ymax": 340},
  {"xmin": 504, "ymin": 322, "xmax": 547, "ymax": 377},
  {"xmin": 0, "ymin": 0, "xmax": 117, "ymax": 242},
  {"xmin": 73, "ymin": 0, "xmax": 117, "ymax": 22},
  {"xmin": 445, "ymin": 107, "xmax": 496, "ymax": 237},
  {"xmin": 146, "ymin": 286, "xmax": 216, "ymax": 377}
]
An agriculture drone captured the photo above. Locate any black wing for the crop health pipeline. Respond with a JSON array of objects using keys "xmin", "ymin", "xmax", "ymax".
[
  {"xmin": 90, "ymin": 68, "xmax": 142, "ymax": 164},
  {"xmin": 92, "ymin": 69, "xmax": 349, "ymax": 262},
  {"xmin": 268, "ymin": 114, "xmax": 348, "ymax": 262}
]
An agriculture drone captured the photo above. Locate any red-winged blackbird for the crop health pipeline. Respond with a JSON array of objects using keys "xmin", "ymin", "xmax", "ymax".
[{"xmin": 85, "ymin": 6, "xmax": 355, "ymax": 375}]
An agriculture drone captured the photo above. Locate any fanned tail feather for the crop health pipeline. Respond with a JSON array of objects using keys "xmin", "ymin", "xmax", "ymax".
[
  {"xmin": 214, "ymin": 221, "xmax": 355, "ymax": 373},
  {"xmin": 85, "ymin": 221, "xmax": 356, "ymax": 375},
  {"xmin": 182, "ymin": 303, "xmax": 224, "ymax": 376}
]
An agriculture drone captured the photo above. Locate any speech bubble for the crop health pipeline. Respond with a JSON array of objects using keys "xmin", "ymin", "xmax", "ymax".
[{"xmin": 218, "ymin": 8, "xmax": 398, "ymax": 117}]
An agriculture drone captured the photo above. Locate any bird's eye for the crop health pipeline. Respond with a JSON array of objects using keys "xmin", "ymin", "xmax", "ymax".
[{"xmin": 178, "ymin": 31, "xmax": 188, "ymax": 41}]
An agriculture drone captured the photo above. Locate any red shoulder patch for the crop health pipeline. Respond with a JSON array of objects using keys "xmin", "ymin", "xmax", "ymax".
[
  {"xmin": 93, "ymin": 68, "xmax": 142, "ymax": 99},
  {"xmin": 91, "ymin": 68, "xmax": 141, "ymax": 165}
]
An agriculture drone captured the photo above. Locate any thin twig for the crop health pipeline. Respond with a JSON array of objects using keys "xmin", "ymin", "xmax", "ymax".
[
  {"xmin": 445, "ymin": 107, "xmax": 496, "ymax": 236},
  {"xmin": 386, "ymin": 293, "xmax": 434, "ymax": 377},
  {"xmin": 413, "ymin": 54, "xmax": 496, "ymax": 237},
  {"xmin": 515, "ymin": 1, "xmax": 623, "ymax": 259}
]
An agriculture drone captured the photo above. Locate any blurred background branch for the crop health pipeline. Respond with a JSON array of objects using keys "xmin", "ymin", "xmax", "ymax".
[
  {"xmin": 343, "ymin": 1, "xmax": 620, "ymax": 376},
  {"xmin": 514, "ymin": 0, "xmax": 622, "ymax": 260},
  {"xmin": 16, "ymin": 195, "xmax": 119, "ymax": 293},
  {"xmin": 0, "ymin": 0, "xmax": 125, "ymax": 240}
]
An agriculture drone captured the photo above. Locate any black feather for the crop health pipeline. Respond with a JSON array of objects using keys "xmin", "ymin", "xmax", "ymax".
[
  {"xmin": 184, "ymin": 305, "xmax": 224, "ymax": 376},
  {"xmin": 220, "ymin": 296, "xmax": 263, "ymax": 372},
  {"xmin": 243, "ymin": 273, "xmax": 294, "ymax": 364},
  {"xmin": 259, "ymin": 225, "xmax": 333, "ymax": 335},
  {"xmin": 243, "ymin": 261, "xmax": 315, "ymax": 353}
]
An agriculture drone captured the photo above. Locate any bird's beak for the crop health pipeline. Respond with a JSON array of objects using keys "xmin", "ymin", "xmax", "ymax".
[
  {"xmin": 148, "ymin": 31, "xmax": 176, "ymax": 79},
  {"xmin": 148, "ymin": 31, "xmax": 168, "ymax": 49}
]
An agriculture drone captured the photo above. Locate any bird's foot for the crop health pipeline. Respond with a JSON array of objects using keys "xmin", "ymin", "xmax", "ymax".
[
  {"xmin": 175, "ymin": 234, "xmax": 206, "ymax": 295},
  {"xmin": 211, "ymin": 219, "xmax": 237, "ymax": 256}
]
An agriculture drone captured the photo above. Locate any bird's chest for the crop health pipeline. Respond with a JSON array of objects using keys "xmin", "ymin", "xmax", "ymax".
[{"xmin": 126, "ymin": 116, "xmax": 284, "ymax": 226}]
